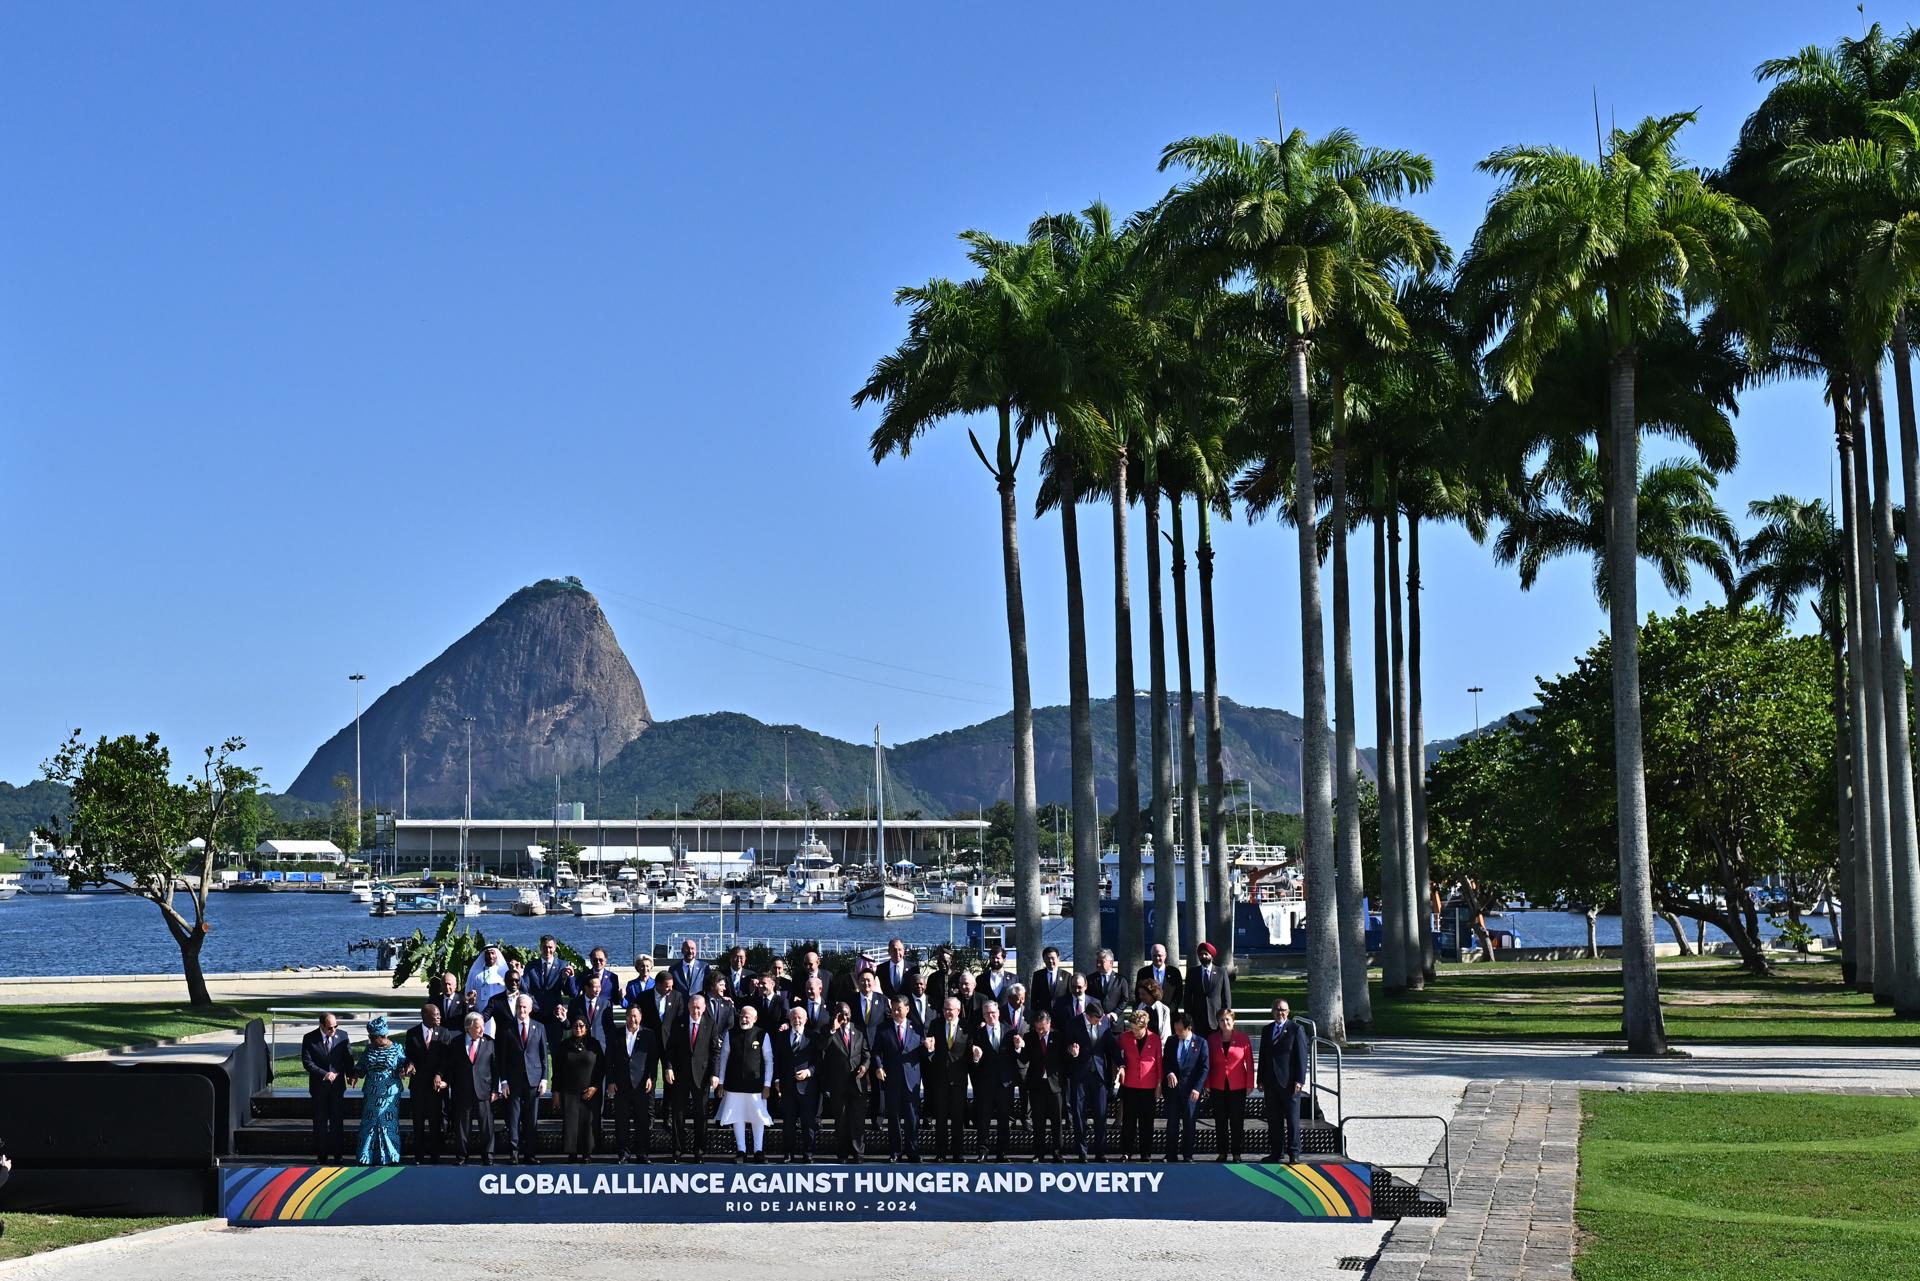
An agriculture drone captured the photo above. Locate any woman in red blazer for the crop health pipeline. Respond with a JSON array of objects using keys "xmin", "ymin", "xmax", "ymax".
[
  {"xmin": 1116, "ymin": 1008, "xmax": 1165, "ymax": 1161},
  {"xmin": 1206, "ymin": 1007, "xmax": 1254, "ymax": 1161}
]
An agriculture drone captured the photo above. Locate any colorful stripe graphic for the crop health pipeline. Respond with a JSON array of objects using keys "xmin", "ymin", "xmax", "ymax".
[
  {"xmin": 1225, "ymin": 1162, "xmax": 1373, "ymax": 1218},
  {"xmin": 224, "ymin": 1164, "xmax": 406, "ymax": 1223}
]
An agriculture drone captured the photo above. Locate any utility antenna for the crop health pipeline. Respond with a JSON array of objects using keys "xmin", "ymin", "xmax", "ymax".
[
  {"xmin": 1592, "ymin": 86, "xmax": 1605, "ymax": 161},
  {"xmin": 1273, "ymin": 87, "xmax": 1284, "ymax": 133}
]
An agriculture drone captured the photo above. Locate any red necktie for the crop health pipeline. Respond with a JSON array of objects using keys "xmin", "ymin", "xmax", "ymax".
[
  {"xmin": 468, "ymin": 1039, "xmax": 477, "ymax": 1063},
  {"xmin": 842, "ymin": 1030, "xmax": 850, "ymax": 1051}
]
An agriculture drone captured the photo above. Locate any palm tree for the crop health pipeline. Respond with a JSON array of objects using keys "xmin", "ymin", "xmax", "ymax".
[
  {"xmin": 1782, "ymin": 90, "xmax": 1920, "ymax": 1013},
  {"xmin": 1028, "ymin": 207, "xmax": 1128, "ymax": 971},
  {"xmin": 1738, "ymin": 494, "xmax": 1855, "ymax": 976},
  {"xmin": 1729, "ymin": 22, "xmax": 1920, "ymax": 1000},
  {"xmin": 1494, "ymin": 451, "xmax": 1741, "ymax": 603},
  {"xmin": 1460, "ymin": 113, "xmax": 1765, "ymax": 1053},
  {"xmin": 1157, "ymin": 126, "xmax": 1441, "ymax": 1041},
  {"xmin": 855, "ymin": 233, "xmax": 1054, "ymax": 966}
]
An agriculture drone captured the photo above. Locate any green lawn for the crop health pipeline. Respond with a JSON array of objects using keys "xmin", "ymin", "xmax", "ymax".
[
  {"xmin": 1235, "ymin": 958, "xmax": 1918, "ymax": 1043},
  {"xmin": 0, "ymin": 1215, "xmax": 194, "ymax": 1261},
  {"xmin": 1575, "ymin": 1090, "xmax": 1920, "ymax": 1280},
  {"xmin": 0, "ymin": 1003, "xmax": 256, "ymax": 1062},
  {"xmin": 0, "ymin": 852, "xmax": 25, "ymax": 874}
]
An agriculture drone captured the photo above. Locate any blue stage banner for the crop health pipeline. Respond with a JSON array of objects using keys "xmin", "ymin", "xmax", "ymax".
[{"xmin": 222, "ymin": 1161, "xmax": 1373, "ymax": 1225}]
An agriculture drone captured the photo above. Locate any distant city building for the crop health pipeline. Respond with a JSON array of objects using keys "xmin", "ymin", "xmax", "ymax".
[{"xmin": 255, "ymin": 838, "xmax": 345, "ymax": 864}]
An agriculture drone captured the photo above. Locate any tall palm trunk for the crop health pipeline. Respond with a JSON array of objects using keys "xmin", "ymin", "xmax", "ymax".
[
  {"xmin": 1409, "ymin": 513, "xmax": 1436, "ymax": 984},
  {"xmin": 1113, "ymin": 454, "xmax": 1145, "ymax": 978},
  {"xmin": 1607, "ymin": 348, "xmax": 1666, "ymax": 1054},
  {"xmin": 1145, "ymin": 484, "xmax": 1180, "ymax": 958},
  {"xmin": 1886, "ymin": 323, "xmax": 1920, "ymax": 1013},
  {"xmin": 1865, "ymin": 369, "xmax": 1920, "ymax": 1014},
  {"xmin": 996, "ymin": 404, "xmax": 1044, "ymax": 967},
  {"xmin": 1058, "ymin": 450, "xmax": 1100, "ymax": 970},
  {"xmin": 1198, "ymin": 501, "xmax": 1233, "ymax": 973},
  {"xmin": 1374, "ymin": 510, "xmax": 1408, "ymax": 992},
  {"xmin": 1848, "ymin": 381, "xmax": 1896, "ymax": 999},
  {"xmin": 1288, "ymin": 335, "xmax": 1344, "ymax": 1041},
  {"xmin": 1171, "ymin": 500, "xmax": 1207, "ymax": 954},
  {"xmin": 1387, "ymin": 494, "xmax": 1424, "ymax": 992},
  {"xmin": 1831, "ymin": 608, "xmax": 1854, "ymax": 985},
  {"xmin": 1331, "ymin": 427, "xmax": 1372, "ymax": 1027},
  {"xmin": 1838, "ymin": 392, "xmax": 1876, "ymax": 993}
]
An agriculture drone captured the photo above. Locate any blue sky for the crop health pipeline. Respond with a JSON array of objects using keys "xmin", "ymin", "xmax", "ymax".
[{"xmin": 0, "ymin": 2, "xmax": 1867, "ymax": 795}]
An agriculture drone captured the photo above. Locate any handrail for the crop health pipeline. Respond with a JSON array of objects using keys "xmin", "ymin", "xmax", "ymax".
[
  {"xmin": 1289, "ymin": 1015, "xmax": 1341, "ymax": 1125},
  {"xmin": 1339, "ymin": 1114, "xmax": 1452, "ymax": 1207}
]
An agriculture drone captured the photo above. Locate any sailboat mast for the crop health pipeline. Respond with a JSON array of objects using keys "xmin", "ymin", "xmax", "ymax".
[{"xmin": 874, "ymin": 725, "xmax": 886, "ymax": 875}]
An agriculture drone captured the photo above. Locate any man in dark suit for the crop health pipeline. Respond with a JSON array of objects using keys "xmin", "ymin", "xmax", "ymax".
[
  {"xmin": 773, "ymin": 1002, "xmax": 823, "ymax": 1162},
  {"xmin": 852, "ymin": 969, "xmax": 888, "ymax": 1139},
  {"xmin": 1258, "ymin": 999, "xmax": 1310, "ymax": 1163},
  {"xmin": 1055, "ymin": 972, "xmax": 1094, "ymax": 1028},
  {"xmin": 432, "ymin": 971, "xmax": 468, "ymax": 1032},
  {"xmin": 979, "ymin": 948, "xmax": 1016, "ymax": 1010},
  {"xmin": 1163, "ymin": 1012, "xmax": 1211, "ymax": 1162},
  {"xmin": 719, "ymin": 947, "xmax": 751, "ymax": 1001},
  {"xmin": 1186, "ymin": 942, "xmax": 1232, "ymax": 1038},
  {"xmin": 435, "ymin": 1011, "xmax": 500, "ymax": 1164},
  {"xmin": 877, "ymin": 937, "xmax": 917, "ymax": 1001},
  {"xmin": 300, "ymin": 1013, "xmax": 355, "ymax": 1163},
  {"xmin": 792, "ymin": 976, "xmax": 830, "ymax": 1034},
  {"xmin": 871, "ymin": 995, "xmax": 926, "ymax": 1162},
  {"xmin": 671, "ymin": 939, "xmax": 710, "ymax": 1004},
  {"xmin": 924, "ymin": 944, "xmax": 958, "ymax": 1009},
  {"xmin": 953, "ymin": 971, "xmax": 991, "ymax": 1031},
  {"xmin": 1137, "ymin": 943, "xmax": 1184, "ymax": 1014},
  {"xmin": 523, "ymin": 935, "xmax": 572, "ymax": 1036},
  {"xmin": 605, "ymin": 1005, "xmax": 661, "ymax": 1163},
  {"xmin": 927, "ymin": 996, "xmax": 973, "ymax": 1162},
  {"xmin": 904, "ymin": 972, "xmax": 934, "ymax": 1034},
  {"xmin": 482, "ymin": 970, "xmax": 529, "ymax": 1041},
  {"xmin": 640, "ymin": 969, "xmax": 685, "ymax": 1043},
  {"xmin": 572, "ymin": 947, "xmax": 622, "ymax": 1013},
  {"xmin": 969, "ymin": 1000, "xmax": 1018, "ymax": 1160},
  {"xmin": 767, "ymin": 958, "xmax": 794, "ymax": 1001},
  {"xmin": 818, "ymin": 1001, "xmax": 869, "ymax": 1162},
  {"xmin": 1062, "ymin": 1001, "xmax": 1112, "ymax": 1162},
  {"xmin": 1029, "ymin": 946, "xmax": 1069, "ymax": 1018},
  {"xmin": 667, "ymin": 992, "xmax": 721, "ymax": 1161},
  {"xmin": 496, "ymin": 993, "xmax": 549, "ymax": 1164},
  {"xmin": 405, "ymin": 1003, "xmax": 451, "ymax": 1162},
  {"xmin": 1018, "ymin": 1010, "xmax": 1066, "ymax": 1161},
  {"xmin": 745, "ymin": 975, "xmax": 782, "ymax": 1030},
  {"xmin": 701, "ymin": 972, "xmax": 737, "ymax": 1035},
  {"xmin": 1089, "ymin": 949, "xmax": 1128, "ymax": 1017},
  {"xmin": 796, "ymin": 950, "xmax": 836, "ymax": 1006}
]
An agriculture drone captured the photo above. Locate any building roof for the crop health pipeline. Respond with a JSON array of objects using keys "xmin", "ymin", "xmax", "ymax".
[{"xmin": 257, "ymin": 839, "xmax": 344, "ymax": 856}]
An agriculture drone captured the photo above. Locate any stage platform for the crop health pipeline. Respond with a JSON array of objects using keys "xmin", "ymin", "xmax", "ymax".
[{"xmin": 221, "ymin": 1159, "xmax": 1380, "ymax": 1225}]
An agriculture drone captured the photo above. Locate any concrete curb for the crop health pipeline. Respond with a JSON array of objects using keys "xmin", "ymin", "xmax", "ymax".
[
  {"xmin": 61, "ymin": 1031, "xmax": 245, "ymax": 1062},
  {"xmin": 0, "ymin": 1218, "xmax": 226, "ymax": 1277}
]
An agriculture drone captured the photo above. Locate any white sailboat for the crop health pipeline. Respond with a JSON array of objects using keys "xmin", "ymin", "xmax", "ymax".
[{"xmin": 846, "ymin": 726, "xmax": 916, "ymax": 920}]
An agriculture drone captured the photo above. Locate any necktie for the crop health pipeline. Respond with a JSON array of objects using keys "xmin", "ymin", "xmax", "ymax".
[
  {"xmin": 842, "ymin": 1029, "xmax": 850, "ymax": 1052},
  {"xmin": 467, "ymin": 1038, "xmax": 477, "ymax": 1063},
  {"xmin": 1075, "ymin": 997, "xmax": 1083, "ymax": 1015},
  {"xmin": 946, "ymin": 1019, "xmax": 956, "ymax": 1043},
  {"xmin": 990, "ymin": 1026, "xmax": 999, "ymax": 1049}
]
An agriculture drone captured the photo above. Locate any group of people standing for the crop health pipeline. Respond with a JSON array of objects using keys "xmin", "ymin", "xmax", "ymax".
[{"xmin": 301, "ymin": 936, "xmax": 1313, "ymax": 1168}]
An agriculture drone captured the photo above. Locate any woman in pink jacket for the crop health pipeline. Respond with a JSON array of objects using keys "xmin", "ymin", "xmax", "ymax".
[
  {"xmin": 1116, "ymin": 1008, "xmax": 1164, "ymax": 1161},
  {"xmin": 1206, "ymin": 1007, "xmax": 1254, "ymax": 1161}
]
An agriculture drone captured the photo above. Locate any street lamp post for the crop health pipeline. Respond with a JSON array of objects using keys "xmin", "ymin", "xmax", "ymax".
[
  {"xmin": 349, "ymin": 674, "xmax": 366, "ymax": 866},
  {"xmin": 1467, "ymin": 686, "xmax": 1485, "ymax": 735}
]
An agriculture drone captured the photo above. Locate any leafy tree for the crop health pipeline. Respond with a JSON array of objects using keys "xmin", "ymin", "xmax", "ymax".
[
  {"xmin": 38, "ymin": 732, "xmax": 260, "ymax": 1006},
  {"xmin": 1428, "ymin": 608, "xmax": 1835, "ymax": 976}
]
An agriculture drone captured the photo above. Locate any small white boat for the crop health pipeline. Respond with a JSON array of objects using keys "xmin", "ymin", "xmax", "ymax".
[
  {"xmin": 347, "ymin": 880, "xmax": 375, "ymax": 904},
  {"xmin": 845, "ymin": 881, "xmax": 916, "ymax": 919},
  {"xmin": 458, "ymin": 889, "xmax": 486, "ymax": 917},
  {"xmin": 571, "ymin": 883, "xmax": 616, "ymax": 918},
  {"xmin": 510, "ymin": 887, "xmax": 548, "ymax": 917},
  {"xmin": 0, "ymin": 882, "xmax": 19, "ymax": 901}
]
